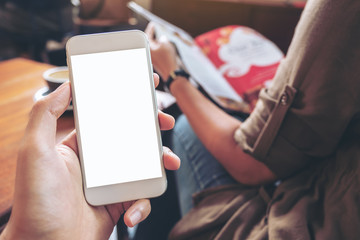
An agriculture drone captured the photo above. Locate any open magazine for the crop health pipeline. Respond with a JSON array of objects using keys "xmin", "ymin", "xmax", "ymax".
[{"xmin": 128, "ymin": 1, "xmax": 284, "ymax": 113}]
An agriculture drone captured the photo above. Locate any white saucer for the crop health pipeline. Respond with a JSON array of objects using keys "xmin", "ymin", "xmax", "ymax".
[{"xmin": 34, "ymin": 87, "xmax": 73, "ymax": 111}]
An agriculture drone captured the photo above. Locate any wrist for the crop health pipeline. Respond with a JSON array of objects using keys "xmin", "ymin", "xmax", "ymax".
[
  {"xmin": 0, "ymin": 219, "xmax": 63, "ymax": 240},
  {"xmin": 165, "ymin": 69, "xmax": 190, "ymax": 93}
]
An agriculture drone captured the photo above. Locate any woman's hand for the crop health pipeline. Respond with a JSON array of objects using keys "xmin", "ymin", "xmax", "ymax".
[
  {"xmin": 0, "ymin": 74, "xmax": 180, "ymax": 240},
  {"xmin": 145, "ymin": 22, "xmax": 180, "ymax": 81}
]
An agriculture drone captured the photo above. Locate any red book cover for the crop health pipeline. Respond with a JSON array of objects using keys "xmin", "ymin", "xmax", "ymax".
[{"xmin": 195, "ymin": 25, "xmax": 283, "ymax": 110}]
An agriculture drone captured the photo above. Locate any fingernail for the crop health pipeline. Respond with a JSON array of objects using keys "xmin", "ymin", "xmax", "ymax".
[
  {"xmin": 129, "ymin": 210, "xmax": 142, "ymax": 226},
  {"xmin": 165, "ymin": 147, "xmax": 178, "ymax": 158}
]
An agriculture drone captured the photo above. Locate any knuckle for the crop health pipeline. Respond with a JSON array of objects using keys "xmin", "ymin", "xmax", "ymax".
[{"xmin": 31, "ymin": 98, "xmax": 48, "ymax": 115}]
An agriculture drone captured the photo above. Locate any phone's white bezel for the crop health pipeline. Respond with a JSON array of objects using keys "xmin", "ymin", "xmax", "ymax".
[{"xmin": 66, "ymin": 30, "xmax": 167, "ymax": 206}]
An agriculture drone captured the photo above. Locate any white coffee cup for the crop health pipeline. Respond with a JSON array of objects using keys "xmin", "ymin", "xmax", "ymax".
[{"xmin": 43, "ymin": 66, "xmax": 69, "ymax": 92}]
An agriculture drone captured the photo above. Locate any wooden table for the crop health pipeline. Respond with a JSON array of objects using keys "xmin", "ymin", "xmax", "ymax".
[{"xmin": 0, "ymin": 58, "xmax": 74, "ymax": 231}]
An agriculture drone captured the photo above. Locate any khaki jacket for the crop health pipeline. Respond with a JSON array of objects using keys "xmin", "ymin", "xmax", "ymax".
[{"xmin": 170, "ymin": 0, "xmax": 360, "ymax": 239}]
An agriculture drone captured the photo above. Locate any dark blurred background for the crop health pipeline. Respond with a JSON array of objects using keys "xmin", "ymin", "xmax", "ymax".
[
  {"xmin": 0, "ymin": 0, "xmax": 304, "ymax": 66},
  {"xmin": 0, "ymin": 0, "xmax": 150, "ymax": 65}
]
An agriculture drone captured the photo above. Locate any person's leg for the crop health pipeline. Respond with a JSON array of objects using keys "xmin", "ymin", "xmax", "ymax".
[{"xmin": 172, "ymin": 114, "xmax": 237, "ymax": 216}]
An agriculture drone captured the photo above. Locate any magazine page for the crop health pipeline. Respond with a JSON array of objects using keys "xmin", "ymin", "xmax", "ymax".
[{"xmin": 128, "ymin": 2, "xmax": 249, "ymax": 112}]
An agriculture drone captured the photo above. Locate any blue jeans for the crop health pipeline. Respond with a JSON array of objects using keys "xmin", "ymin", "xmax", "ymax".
[{"xmin": 171, "ymin": 115, "xmax": 240, "ymax": 216}]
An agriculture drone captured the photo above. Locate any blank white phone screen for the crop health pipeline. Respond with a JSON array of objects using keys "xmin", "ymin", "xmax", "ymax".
[{"xmin": 70, "ymin": 48, "xmax": 162, "ymax": 188}]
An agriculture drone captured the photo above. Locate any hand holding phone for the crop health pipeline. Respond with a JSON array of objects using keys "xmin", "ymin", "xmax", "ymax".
[
  {"xmin": 1, "ymin": 74, "xmax": 180, "ymax": 240},
  {"xmin": 66, "ymin": 30, "xmax": 168, "ymax": 206}
]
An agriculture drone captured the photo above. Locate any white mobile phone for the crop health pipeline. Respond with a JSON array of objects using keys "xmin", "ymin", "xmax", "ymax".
[{"xmin": 66, "ymin": 30, "xmax": 166, "ymax": 206}]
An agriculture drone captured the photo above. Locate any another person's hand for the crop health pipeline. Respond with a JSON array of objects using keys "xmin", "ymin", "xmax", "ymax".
[
  {"xmin": 145, "ymin": 22, "xmax": 180, "ymax": 81},
  {"xmin": 1, "ymin": 74, "xmax": 180, "ymax": 240}
]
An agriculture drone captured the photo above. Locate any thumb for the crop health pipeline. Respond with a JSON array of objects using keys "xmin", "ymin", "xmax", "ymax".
[
  {"xmin": 145, "ymin": 22, "xmax": 156, "ymax": 41},
  {"xmin": 25, "ymin": 82, "xmax": 71, "ymax": 148}
]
